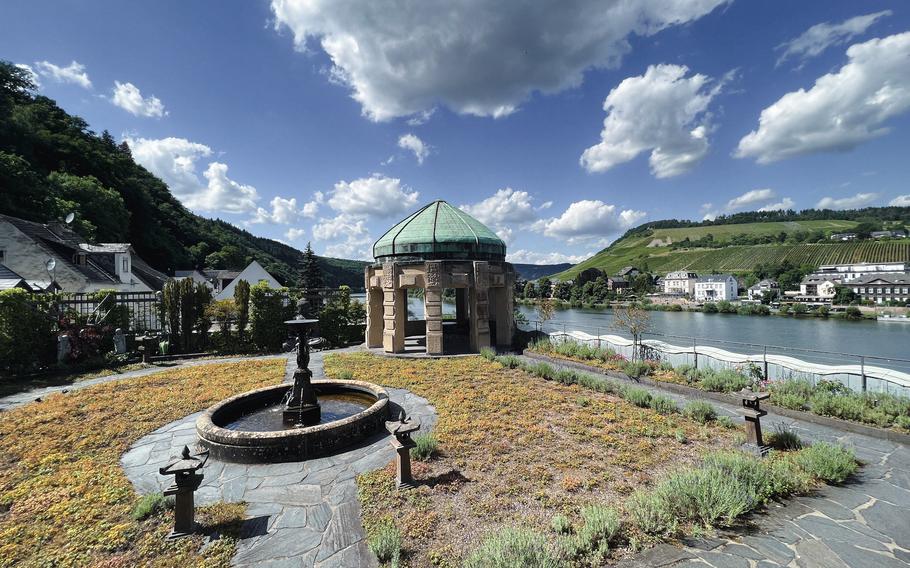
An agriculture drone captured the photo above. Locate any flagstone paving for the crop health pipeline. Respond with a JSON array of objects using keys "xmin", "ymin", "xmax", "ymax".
[
  {"xmin": 528, "ymin": 356, "xmax": 910, "ymax": 568},
  {"xmin": 120, "ymin": 348, "xmax": 437, "ymax": 567}
]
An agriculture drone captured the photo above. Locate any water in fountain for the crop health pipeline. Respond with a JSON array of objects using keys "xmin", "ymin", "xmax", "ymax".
[{"xmin": 224, "ymin": 392, "xmax": 376, "ymax": 432}]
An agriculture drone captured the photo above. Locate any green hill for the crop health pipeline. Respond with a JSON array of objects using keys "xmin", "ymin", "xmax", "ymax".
[
  {"xmin": 555, "ymin": 219, "xmax": 910, "ymax": 281},
  {"xmin": 0, "ymin": 62, "xmax": 367, "ymax": 289}
]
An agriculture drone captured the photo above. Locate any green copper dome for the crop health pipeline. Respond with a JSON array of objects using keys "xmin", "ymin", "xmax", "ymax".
[{"xmin": 373, "ymin": 200, "xmax": 506, "ymax": 262}]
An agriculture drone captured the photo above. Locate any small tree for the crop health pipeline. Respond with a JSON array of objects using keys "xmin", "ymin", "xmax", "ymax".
[
  {"xmin": 523, "ymin": 281, "xmax": 537, "ymax": 299},
  {"xmin": 536, "ymin": 297, "xmax": 556, "ymax": 329},
  {"xmin": 300, "ymin": 242, "xmax": 323, "ymax": 290},
  {"xmin": 319, "ymin": 285, "xmax": 366, "ymax": 347},
  {"xmin": 206, "ymin": 299, "xmax": 237, "ymax": 338},
  {"xmin": 234, "ymin": 279, "xmax": 251, "ymax": 341},
  {"xmin": 250, "ymin": 282, "xmax": 293, "ymax": 352},
  {"xmin": 612, "ymin": 304, "xmax": 651, "ymax": 360}
]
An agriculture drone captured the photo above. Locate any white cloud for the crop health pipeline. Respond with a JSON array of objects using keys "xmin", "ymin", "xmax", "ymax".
[
  {"xmin": 34, "ymin": 60, "xmax": 91, "ymax": 89},
  {"xmin": 537, "ymin": 201, "xmax": 553, "ymax": 211},
  {"xmin": 580, "ymin": 64, "xmax": 724, "ymax": 178},
  {"xmin": 302, "ymin": 199, "xmax": 319, "ymax": 218},
  {"xmin": 327, "ymin": 174, "xmax": 419, "ymax": 218},
  {"xmin": 15, "ymin": 64, "xmax": 40, "ymax": 88},
  {"xmin": 312, "ymin": 213, "xmax": 373, "ymax": 259},
  {"xmin": 125, "ymin": 136, "xmax": 259, "ymax": 214},
  {"xmin": 462, "ymin": 188, "xmax": 538, "ymax": 229},
  {"xmin": 890, "ymin": 195, "xmax": 910, "ymax": 207},
  {"xmin": 250, "ymin": 196, "xmax": 306, "ymax": 224},
  {"xmin": 285, "ymin": 227, "xmax": 306, "ymax": 241},
  {"xmin": 725, "ymin": 188, "xmax": 776, "ymax": 211},
  {"xmin": 737, "ymin": 32, "xmax": 910, "ymax": 164},
  {"xmin": 535, "ymin": 200, "xmax": 645, "ymax": 243},
  {"xmin": 270, "ymin": 0, "xmax": 728, "ymax": 121},
  {"xmin": 758, "ymin": 198, "xmax": 796, "ymax": 212},
  {"xmin": 776, "ymin": 11, "xmax": 891, "ymax": 67},
  {"xmin": 815, "ymin": 192, "xmax": 879, "ymax": 210},
  {"xmin": 397, "ymin": 133, "xmax": 430, "ymax": 164},
  {"xmin": 507, "ymin": 250, "xmax": 588, "ymax": 265},
  {"xmin": 111, "ymin": 81, "xmax": 167, "ymax": 117}
]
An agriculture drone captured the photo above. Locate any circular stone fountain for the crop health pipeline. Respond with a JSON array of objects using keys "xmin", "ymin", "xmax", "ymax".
[{"xmin": 196, "ymin": 315, "xmax": 390, "ymax": 463}]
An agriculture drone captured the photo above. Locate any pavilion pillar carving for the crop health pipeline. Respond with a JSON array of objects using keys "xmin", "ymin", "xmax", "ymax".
[
  {"xmin": 470, "ymin": 261, "xmax": 491, "ymax": 351},
  {"xmin": 382, "ymin": 262, "xmax": 406, "ymax": 353},
  {"xmin": 424, "ymin": 261, "xmax": 444, "ymax": 355},
  {"xmin": 366, "ymin": 284, "xmax": 383, "ymax": 348}
]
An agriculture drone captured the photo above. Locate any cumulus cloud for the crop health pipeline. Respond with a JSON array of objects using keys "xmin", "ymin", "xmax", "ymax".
[
  {"xmin": 776, "ymin": 10, "xmax": 891, "ymax": 67},
  {"xmin": 397, "ymin": 133, "xmax": 430, "ymax": 164},
  {"xmin": 250, "ymin": 196, "xmax": 307, "ymax": 224},
  {"xmin": 507, "ymin": 250, "xmax": 589, "ymax": 265},
  {"xmin": 125, "ymin": 136, "xmax": 259, "ymax": 214},
  {"xmin": 270, "ymin": 0, "xmax": 728, "ymax": 121},
  {"xmin": 580, "ymin": 64, "xmax": 724, "ymax": 178},
  {"xmin": 461, "ymin": 188, "xmax": 538, "ymax": 230},
  {"xmin": 815, "ymin": 192, "xmax": 879, "ymax": 210},
  {"xmin": 312, "ymin": 213, "xmax": 373, "ymax": 259},
  {"xmin": 34, "ymin": 60, "xmax": 92, "ymax": 89},
  {"xmin": 285, "ymin": 227, "xmax": 306, "ymax": 241},
  {"xmin": 737, "ymin": 32, "xmax": 910, "ymax": 164},
  {"xmin": 725, "ymin": 188, "xmax": 776, "ymax": 211},
  {"xmin": 890, "ymin": 195, "xmax": 910, "ymax": 207},
  {"xmin": 702, "ymin": 189, "xmax": 796, "ymax": 218},
  {"xmin": 111, "ymin": 81, "xmax": 167, "ymax": 117},
  {"xmin": 758, "ymin": 198, "xmax": 796, "ymax": 212},
  {"xmin": 15, "ymin": 64, "xmax": 40, "ymax": 88},
  {"xmin": 327, "ymin": 174, "xmax": 419, "ymax": 218},
  {"xmin": 535, "ymin": 200, "xmax": 645, "ymax": 243}
]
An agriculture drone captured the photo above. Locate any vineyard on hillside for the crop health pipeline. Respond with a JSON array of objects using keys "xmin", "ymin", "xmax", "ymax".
[{"xmin": 557, "ymin": 241, "xmax": 910, "ymax": 278}]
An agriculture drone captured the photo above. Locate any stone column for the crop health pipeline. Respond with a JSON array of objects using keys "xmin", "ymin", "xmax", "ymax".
[
  {"xmin": 366, "ymin": 285, "xmax": 383, "ymax": 348},
  {"xmin": 493, "ymin": 287, "xmax": 512, "ymax": 347},
  {"xmin": 424, "ymin": 261, "xmax": 444, "ymax": 355},
  {"xmin": 470, "ymin": 261, "xmax": 491, "ymax": 351},
  {"xmin": 382, "ymin": 262, "xmax": 406, "ymax": 353}
]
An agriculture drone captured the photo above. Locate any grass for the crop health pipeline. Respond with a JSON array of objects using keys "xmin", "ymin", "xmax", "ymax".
[
  {"xmin": 332, "ymin": 353, "xmax": 736, "ymax": 566},
  {"xmin": 411, "ymin": 434, "xmax": 439, "ymax": 461},
  {"xmin": 0, "ymin": 358, "xmax": 286, "ymax": 567},
  {"xmin": 0, "ymin": 360, "xmax": 149, "ymax": 398},
  {"xmin": 464, "ymin": 527, "xmax": 560, "ymax": 568}
]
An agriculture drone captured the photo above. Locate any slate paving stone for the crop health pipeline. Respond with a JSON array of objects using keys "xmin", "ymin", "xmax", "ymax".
[
  {"xmin": 119, "ymin": 348, "xmax": 437, "ymax": 568},
  {"xmin": 794, "ymin": 515, "xmax": 889, "ymax": 552},
  {"xmin": 860, "ymin": 500, "xmax": 910, "ymax": 546},
  {"xmin": 824, "ymin": 539, "xmax": 909, "ymax": 568},
  {"xmin": 693, "ymin": 550, "xmax": 751, "ymax": 568},
  {"xmin": 793, "ymin": 539, "xmax": 849, "ymax": 568}
]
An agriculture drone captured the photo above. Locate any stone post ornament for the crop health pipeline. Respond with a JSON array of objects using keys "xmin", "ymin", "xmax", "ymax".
[
  {"xmin": 385, "ymin": 409, "xmax": 421, "ymax": 489},
  {"xmin": 159, "ymin": 445, "xmax": 208, "ymax": 539}
]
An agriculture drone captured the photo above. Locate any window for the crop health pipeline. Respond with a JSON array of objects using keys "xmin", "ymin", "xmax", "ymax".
[
  {"xmin": 0, "ymin": 249, "xmax": 5, "ymax": 263},
  {"xmin": 122, "ymin": 258, "xmax": 129, "ymax": 273}
]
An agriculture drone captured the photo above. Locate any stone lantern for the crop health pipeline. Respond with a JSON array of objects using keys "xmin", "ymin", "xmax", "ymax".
[
  {"xmin": 385, "ymin": 410, "xmax": 421, "ymax": 489},
  {"xmin": 739, "ymin": 388, "xmax": 772, "ymax": 455},
  {"xmin": 159, "ymin": 445, "xmax": 208, "ymax": 539}
]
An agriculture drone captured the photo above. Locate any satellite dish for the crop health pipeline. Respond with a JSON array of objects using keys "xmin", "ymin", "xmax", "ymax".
[
  {"xmin": 65, "ymin": 212, "xmax": 75, "ymax": 224},
  {"xmin": 46, "ymin": 258, "xmax": 57, "ymax": 272}
]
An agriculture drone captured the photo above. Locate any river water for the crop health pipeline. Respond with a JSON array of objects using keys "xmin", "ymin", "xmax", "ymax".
[{"xmin": 353, "ymin": 294, "xmax": 910, "ymax": 368}]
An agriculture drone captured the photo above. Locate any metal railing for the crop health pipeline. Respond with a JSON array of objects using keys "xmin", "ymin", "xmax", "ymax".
[
  {"xmin": 58, "ymin": 292, "xmax": 161, "ymax": 332},
  {"xmin": 521, "ymin": 319, "xmax": 910, "ymax": 397}
]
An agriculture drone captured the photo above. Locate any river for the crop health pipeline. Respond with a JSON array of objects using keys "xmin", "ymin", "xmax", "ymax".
[{"xmin": 353, "ymin": 294, "xmax": 910, "ymax": 368}]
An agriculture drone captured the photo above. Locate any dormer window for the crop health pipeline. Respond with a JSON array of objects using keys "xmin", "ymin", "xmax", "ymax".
[
  {"xmin": 122, "ymin": 258, "xmax": 129, "ymax": 273},
  {"xmin": 74, "ymin": 252, "xmax": 87, "ymax": 266}
]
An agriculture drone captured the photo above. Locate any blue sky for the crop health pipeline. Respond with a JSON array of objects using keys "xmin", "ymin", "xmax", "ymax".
[{"xmin": 2, "ymin": 1, "xmax": 910, "ymax": 263}]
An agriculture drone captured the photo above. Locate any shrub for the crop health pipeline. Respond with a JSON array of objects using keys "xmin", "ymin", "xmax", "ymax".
[
  {"xmin": 699, "ymin": 369, "xmax": 750, "ymax": 393},
  {"xmin": 684, "ymin": 401, "xmax": 717, "ymax": 424},
  {"xmin": 465, "ymin": 527, "xmax": 559, "ymax": 568},
  {"xmin": 626, "ymin": 490, "xmax": 678, "ymax": 537},
  {"xmin": 319, "ymin": 286, "xmax": 367, "ymax": 347},
  {"xmin": 335, "ymin": 370, "xmax": 355, "ymax": 380},
  {"xmin": 622, "ymin": 360, "xmax": 652, "ymax": 379},
  {"xmin": 250, "ymin": 282, "xmax": 293, "ymax": 352},
  {"xmin": 808, "ymin": 392, "xmax": 866, "ymax": 423},
  {"xmin": 767, "ymin": 425, "xmax": 802, "ymax": 450},
  {"xmin": 795, "ymin": 443, "xmax": 857, "ymax": 483},
  {"xmin": 844, "ymin": 306, "xmax": 863, "ymax": 319},
  {"xmin": 623, "ymin": 387, "xmax": 652, "ymax": 408},
  {"xmin": 130, "ymin": 493, "xmax": 173, "ymax": 521},
  {"xmin": 0, "ymin": 289, "xmax": 56, "ymax": 374},
  {"xmin": 649, "ymin": 394, "xmax": 678, "ymax": 415},
  {"xmin": 496, "ymin": 355, "xmax": 522, "ymax": 369},
  {"xmin": 702, "ymin": 302, "xmax": 718, "ymax": 313},
  {"xmin": 767, "ymin": 455, "xmax": 813, "ymax": 495},
  {"xmin": 550, "ymin": 514, "xmax": 572, "ymax": 535},
  {"xmin": 555, "ymin": 369, "xmax": 579, "ymax": 385},
  {"xmin": 234, "ymin": 279, "xmax": 251, "ymax": 340},
  {"xmin": 715, "ymin": 415, "xmax": 737, "ymax": 429},
  {"xmin": 411, "ymin": 433, "xmax": 438, "ymax": 461},
  {"xmin": 529, "ymin": 362, "xmax": 556, "ymax": 380},
  {"xmin": 895, "ymin": 415, "xmax": 910, "ymax": 431},
  {"xmin": 480, "ymin": 347, "xmax": 496, "ymax": 361},
  {"xmin": 772, "ymin": 392, "xmax": 808, "ymax": 410},
  {"xmin": 369, "ymin": 519, "xmax": 402, "ymax": 565},
  {"xmin": 565, "ymin": 505, "xmax": 621, "ymax": 562}
]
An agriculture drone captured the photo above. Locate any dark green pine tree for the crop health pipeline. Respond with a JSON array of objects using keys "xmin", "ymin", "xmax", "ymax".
[{"xmin": 300, "ymin": 242, "xmax": 323, "ymax": 290}]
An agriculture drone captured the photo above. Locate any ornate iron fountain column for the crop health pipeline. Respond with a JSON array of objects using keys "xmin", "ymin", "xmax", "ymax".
[{"xmin": 284, "ymin": 316, "xmax": 321, "ymax": 426}]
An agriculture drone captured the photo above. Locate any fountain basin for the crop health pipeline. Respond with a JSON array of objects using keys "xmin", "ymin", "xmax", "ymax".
[{"xmin": 196, "ymin": 380, "xmax": 389, "ymax": 463}]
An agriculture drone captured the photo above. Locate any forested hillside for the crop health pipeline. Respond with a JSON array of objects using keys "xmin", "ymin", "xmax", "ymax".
[{"xmin": 0, "ymin": 61, "xmax": 367, "ymax": 288}]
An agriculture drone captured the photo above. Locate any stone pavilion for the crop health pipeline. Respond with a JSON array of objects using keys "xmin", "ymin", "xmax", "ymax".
[{"xmin": 364, "ymin": 200, "xmax": 516, "ymax": 355}]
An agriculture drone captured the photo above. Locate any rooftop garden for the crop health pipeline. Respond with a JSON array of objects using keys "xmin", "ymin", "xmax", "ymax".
[
  {"xmin": 527, "ymin": 338, "xmax": 910, "ymax": 433},
  {"xmin": 324, "ymin": 352, "xmax": 856, "ymax": 567},
  {"xmin": 0, "ymin": 358, "xmax": 285, "ymax": 567}
]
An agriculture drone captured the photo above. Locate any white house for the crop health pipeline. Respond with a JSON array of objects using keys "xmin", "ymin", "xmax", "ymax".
[
  {"xmin": 748, "ymin": 279, "xmax": 779, "ymax": 302},
  {"xmin": 797, "ymin": 277, "xmax": 837, "ymax": 303},
  {"xmin": 0, "ymin": 213, "xmax": 167, "ymax": 292},
  {"xmin": 695, "ymin": 275, "xmax": 737, "ymax": 302},
  {"xmin": 812, "ymin": 262, "xmax": 906, "ymax": 283},
  {"xmin": 663, "ymin": 271, "xmax": 698, "ymax": 296},
  {"xmin": 215, "ymin": 260, "xmax": 281, "ymax": 300}
]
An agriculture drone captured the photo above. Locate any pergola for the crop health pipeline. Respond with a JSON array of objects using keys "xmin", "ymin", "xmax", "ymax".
[{"xmin": 364, "ymin": 200, "xmax": 516, "ymax": 355}]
